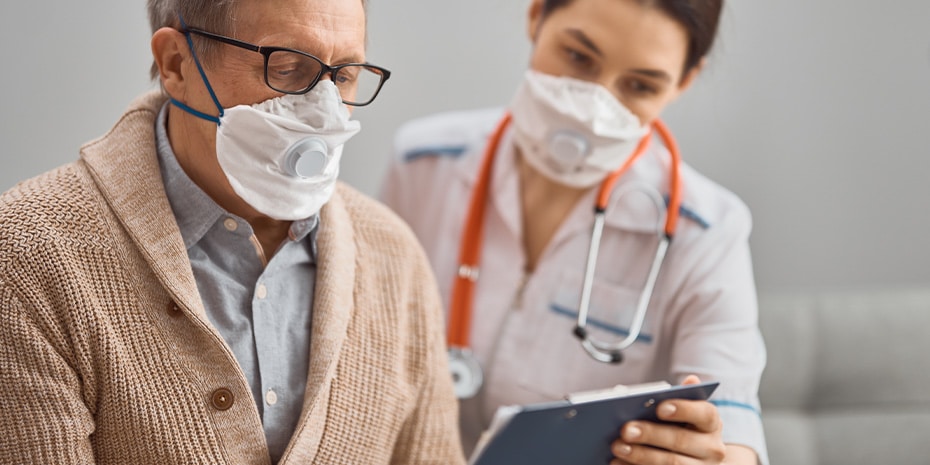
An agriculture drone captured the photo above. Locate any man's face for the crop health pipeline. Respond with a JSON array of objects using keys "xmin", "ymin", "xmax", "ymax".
[
  {"xmin": 183, "ymin": 0, "xmax": 367, "ymax": 115},
  {"xmin": 161, "ymin": 0, "xmax": 368, "ymax": 221}
]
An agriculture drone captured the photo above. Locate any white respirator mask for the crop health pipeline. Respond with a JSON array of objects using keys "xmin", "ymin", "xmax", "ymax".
[
  {"xmin": 213, "ymin": 81, "xmax": 360, "ymax": 221},
  {"xmin": 509, "ymin": 70, "xmax": 649, "ymax": 188}
]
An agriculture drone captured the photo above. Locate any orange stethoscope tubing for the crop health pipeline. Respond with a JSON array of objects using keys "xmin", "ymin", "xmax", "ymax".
[{"xmin": 448, "ymin": 113, "xmax": 683, "ymax": 365}]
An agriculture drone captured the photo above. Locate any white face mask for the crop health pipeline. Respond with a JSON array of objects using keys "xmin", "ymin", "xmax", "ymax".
[
  {"xmin": 214, "ymin": 81, "xmax": 360, "ymax": 221},
  {"xmin": 509, "ymin": 70, "xmax": 649, "ymax": 188}
]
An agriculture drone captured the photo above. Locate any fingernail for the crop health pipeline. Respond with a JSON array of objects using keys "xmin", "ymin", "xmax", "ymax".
[
  {"xmin": 625, "ymin": 425, "xmax": 642, "ymax": 440},
  {"xmin": 614, "ymin": 443, "xmax": 632, "ymax": 456},
  {"xmin": 659, "ymin": 403, "xmax": 677, "ymax": 417}
]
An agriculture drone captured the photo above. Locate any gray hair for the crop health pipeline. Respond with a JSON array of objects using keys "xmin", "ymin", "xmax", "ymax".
[
  {"xmin": 147, "ymin": 0, "xmax": 240, "ymax": 80},
  {"xmin": 147, "ymin": 0, "xmax": 369, "ymax": 82}
]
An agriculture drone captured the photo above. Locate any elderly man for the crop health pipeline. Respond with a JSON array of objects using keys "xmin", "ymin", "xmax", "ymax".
[{"xmin": 0, "ymin": 0, "xmax": 464, "ymax": 464}]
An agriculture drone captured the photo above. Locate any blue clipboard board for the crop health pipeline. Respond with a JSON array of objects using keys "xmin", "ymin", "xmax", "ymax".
[{"xmin": 469, "ymin": 381, "xmax": 719, "ymax": 465}]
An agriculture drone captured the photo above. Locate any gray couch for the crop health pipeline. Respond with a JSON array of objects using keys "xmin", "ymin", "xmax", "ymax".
[{"xmin": 758, "ymin": 288, "xmax": 930, "ymax": 464}]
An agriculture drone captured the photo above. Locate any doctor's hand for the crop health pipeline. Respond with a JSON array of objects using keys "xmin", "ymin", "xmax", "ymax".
[{"xmin": 609, "ymin": 375, "xmax": 727, "ymax": 465}]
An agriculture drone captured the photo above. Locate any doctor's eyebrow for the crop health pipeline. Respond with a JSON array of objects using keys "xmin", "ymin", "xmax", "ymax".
[
  {"xmin": 565, "ymin": 28, "xmax": 603, "ymax": 57},
  {"xmin": 564, "ymin": 28, "xmax": 672, "ymax": 84},
  {"xmin": 630, "ymin": 68, "xmax": 673, "ymax": 83}
]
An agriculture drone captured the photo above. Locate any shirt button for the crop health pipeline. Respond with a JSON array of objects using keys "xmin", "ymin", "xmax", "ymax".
[
  {"xmin": 265, "ymin": 389, "xmax": 278, "ymax": 406},
  {"xmin": 223, "ymin": 218, "xmax": 238, "ymax": 232},
  {"xmin": 256, "ymin": 284, "xmax": 268, "ymax": 300},
  {"xmin": 211, "ymin": 388, "xmax": 234, "ymax": 411}
]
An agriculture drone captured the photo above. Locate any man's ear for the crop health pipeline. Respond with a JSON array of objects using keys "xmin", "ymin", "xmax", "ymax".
[{"xmin": 151, "ymin": 27, "xmax": 189, "ymax": 98}]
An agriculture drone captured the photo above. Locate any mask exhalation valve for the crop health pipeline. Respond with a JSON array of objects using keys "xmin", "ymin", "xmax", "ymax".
[
  {"xmin": 548, "ymin": 130, "xmax": 590, "ymax": 171},
  {"xmin": 284, "ymin": 137, "xmax": 329, "ymax": 178}
]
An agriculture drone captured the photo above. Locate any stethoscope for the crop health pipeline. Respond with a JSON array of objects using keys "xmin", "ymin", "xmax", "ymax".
[{"xmin": 446, "ymin": 113, "xmax": 683, "ymax": 399}]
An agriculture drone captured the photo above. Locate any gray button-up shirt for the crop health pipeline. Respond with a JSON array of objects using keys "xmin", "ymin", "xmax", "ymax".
[{"xmin": 155, "ymin": 104, "xmax": 316, "ymax": 462}]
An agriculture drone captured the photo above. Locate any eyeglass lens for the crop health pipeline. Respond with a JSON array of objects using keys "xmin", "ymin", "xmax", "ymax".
[{"xmin": 266, "ymin": 50, "xmax": 384, "ymax": 105}]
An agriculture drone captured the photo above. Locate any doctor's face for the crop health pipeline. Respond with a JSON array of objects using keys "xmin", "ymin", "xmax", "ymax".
[{"xmin": 526, "ymin": 0, "xmax": 698, "ymax": 125}]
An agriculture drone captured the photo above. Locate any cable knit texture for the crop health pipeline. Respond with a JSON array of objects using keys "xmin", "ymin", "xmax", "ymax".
[{"xmin": 0, "ymin": 91, "xmax": 465, "ymax": 465}]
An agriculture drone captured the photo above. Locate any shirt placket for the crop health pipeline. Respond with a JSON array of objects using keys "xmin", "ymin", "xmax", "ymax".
[{"xmin": 249, "ymin": 234, "xmax": 314, "ymax": 456}]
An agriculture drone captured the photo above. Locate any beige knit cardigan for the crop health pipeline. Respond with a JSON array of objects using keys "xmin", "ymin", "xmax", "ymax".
[{"xmin": 0, "ymin": 91, "xmax": 465, "ymax": 465}]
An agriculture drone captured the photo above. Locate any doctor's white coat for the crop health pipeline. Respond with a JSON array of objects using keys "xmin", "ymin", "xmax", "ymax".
[{"xmin": 380, "ymin": 107, "xmax": 769, "ymax": 464}]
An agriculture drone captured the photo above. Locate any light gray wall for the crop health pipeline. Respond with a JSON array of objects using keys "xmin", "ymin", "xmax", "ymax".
[
  {"xmin": 0, "ymin": 2, "xmax": 154, "ymax": 180},
  {"xmin": 2, "ymin": 1, "xmax": 929, "ymax": 293}
]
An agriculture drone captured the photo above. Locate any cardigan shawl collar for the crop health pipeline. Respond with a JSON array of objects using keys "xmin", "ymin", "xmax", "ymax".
[{"xmin": 79, "ymin": 90, "xmax": 357, "ymax": 463}]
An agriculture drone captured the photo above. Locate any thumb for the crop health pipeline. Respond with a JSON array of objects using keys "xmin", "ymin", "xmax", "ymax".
[{"xmin": 681, "ymin": 374, "xmax": 702, "ymax": 386}]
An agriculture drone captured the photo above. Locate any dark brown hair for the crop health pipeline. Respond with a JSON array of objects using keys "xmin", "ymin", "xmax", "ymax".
[{"xmin": 541, "ymin": 0, "xmax": 723, "ymax": 73}]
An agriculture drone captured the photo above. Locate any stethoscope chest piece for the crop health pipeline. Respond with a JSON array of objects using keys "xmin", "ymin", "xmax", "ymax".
[{"xmin": 448, "ymin": 347, "xmax": 484, "ymax": 399}]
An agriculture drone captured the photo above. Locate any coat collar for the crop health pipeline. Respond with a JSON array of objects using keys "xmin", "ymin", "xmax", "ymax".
[
  {"xmin": 452, "ymin": 118, "xmax": 681, "ymax": 248},
  {"xmin": 450, "ymin": 109, "xmax": 506, "ymax": 189}
]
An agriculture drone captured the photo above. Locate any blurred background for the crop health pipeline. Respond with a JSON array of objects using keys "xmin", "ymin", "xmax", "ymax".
[{"xmin": 1, "ymin": 0, "xmax": 929, "ymax": 295}]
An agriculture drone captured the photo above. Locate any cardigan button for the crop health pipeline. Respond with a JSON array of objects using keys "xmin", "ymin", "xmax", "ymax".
[
  {"xmin": 211, "ymin": 388, "xmax": 234, "ymax": 411},
  {"xmin": 167, "ymin": 301, "xmax": 183, "ymax": 317}
]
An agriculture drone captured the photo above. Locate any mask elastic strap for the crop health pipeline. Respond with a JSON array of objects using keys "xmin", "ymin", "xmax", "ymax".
[
  {"xmin": 170, "ymin": 14, "xmax": 224, "ymax": 125},
  {"xmin": 169, "ymin": 98, "xmax": 221, "ymax": 125}
]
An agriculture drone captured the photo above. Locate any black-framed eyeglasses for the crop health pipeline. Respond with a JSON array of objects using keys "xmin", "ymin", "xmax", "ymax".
[{"xmin": 183, "ymin": 27, "xmax": 391, "ymax": 106}]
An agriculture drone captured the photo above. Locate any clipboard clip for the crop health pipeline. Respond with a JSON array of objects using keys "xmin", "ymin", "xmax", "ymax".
[{"xmin": 566, "ymin": 381, "xmax": 672, "ymax": 404}]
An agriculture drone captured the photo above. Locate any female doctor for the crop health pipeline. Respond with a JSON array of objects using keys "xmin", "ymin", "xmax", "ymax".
[{"xmin": 381, "ymin": 0, "xmax": 767, "ymax": 464}]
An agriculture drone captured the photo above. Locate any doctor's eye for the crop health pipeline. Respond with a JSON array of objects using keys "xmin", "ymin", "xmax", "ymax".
[
  {"xmin": 562, "ymin": 47, "xmax": 596, "ymax": 73},
  {"xmin": 623, "ymin": 78, "xmax": 658, "ymax": 96}
]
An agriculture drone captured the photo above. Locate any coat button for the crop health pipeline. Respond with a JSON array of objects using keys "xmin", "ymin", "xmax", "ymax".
[
  {"xmin": 167, "ymin": 301, "xmax": 183, "ymax": 317},
  {"xmin": 211, "ymin": 388, "xmax": 234, "ymax": 411}
]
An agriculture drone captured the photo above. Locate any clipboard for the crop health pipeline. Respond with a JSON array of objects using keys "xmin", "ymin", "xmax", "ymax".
[{"xmin": 468, "ymin": 381, "xmax": 719, "ymax": 465}]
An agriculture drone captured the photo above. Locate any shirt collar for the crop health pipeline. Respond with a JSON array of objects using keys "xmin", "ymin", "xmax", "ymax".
[
  {"xmin": 154, "ymin": 103, "xmax": 320, "ymax": 256},
  {"xmin": 155, "ymin": 102, "xmax": 225, "ymax": 250},
  {"xmin": 290, "ymin": 214, "xmax": 319, "ymax": 259}
]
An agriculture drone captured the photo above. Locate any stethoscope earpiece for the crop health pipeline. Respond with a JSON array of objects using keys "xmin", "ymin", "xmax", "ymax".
[
  {"xmin": 572, "ymin": 120, "xmax": 681, "ymax": 365},
  {"xmin": 574, "ymin": 326, "xmax": 625, "ymax": 364}
]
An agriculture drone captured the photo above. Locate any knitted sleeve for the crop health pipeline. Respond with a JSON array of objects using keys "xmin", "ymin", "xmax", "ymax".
[
  {"xmin": 388, "ymin": 253, "xmax": 466, "ymax": 465},
  {"xmin": 0, "ymin": 282, "xmax": 96, "ymax": 463}
]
